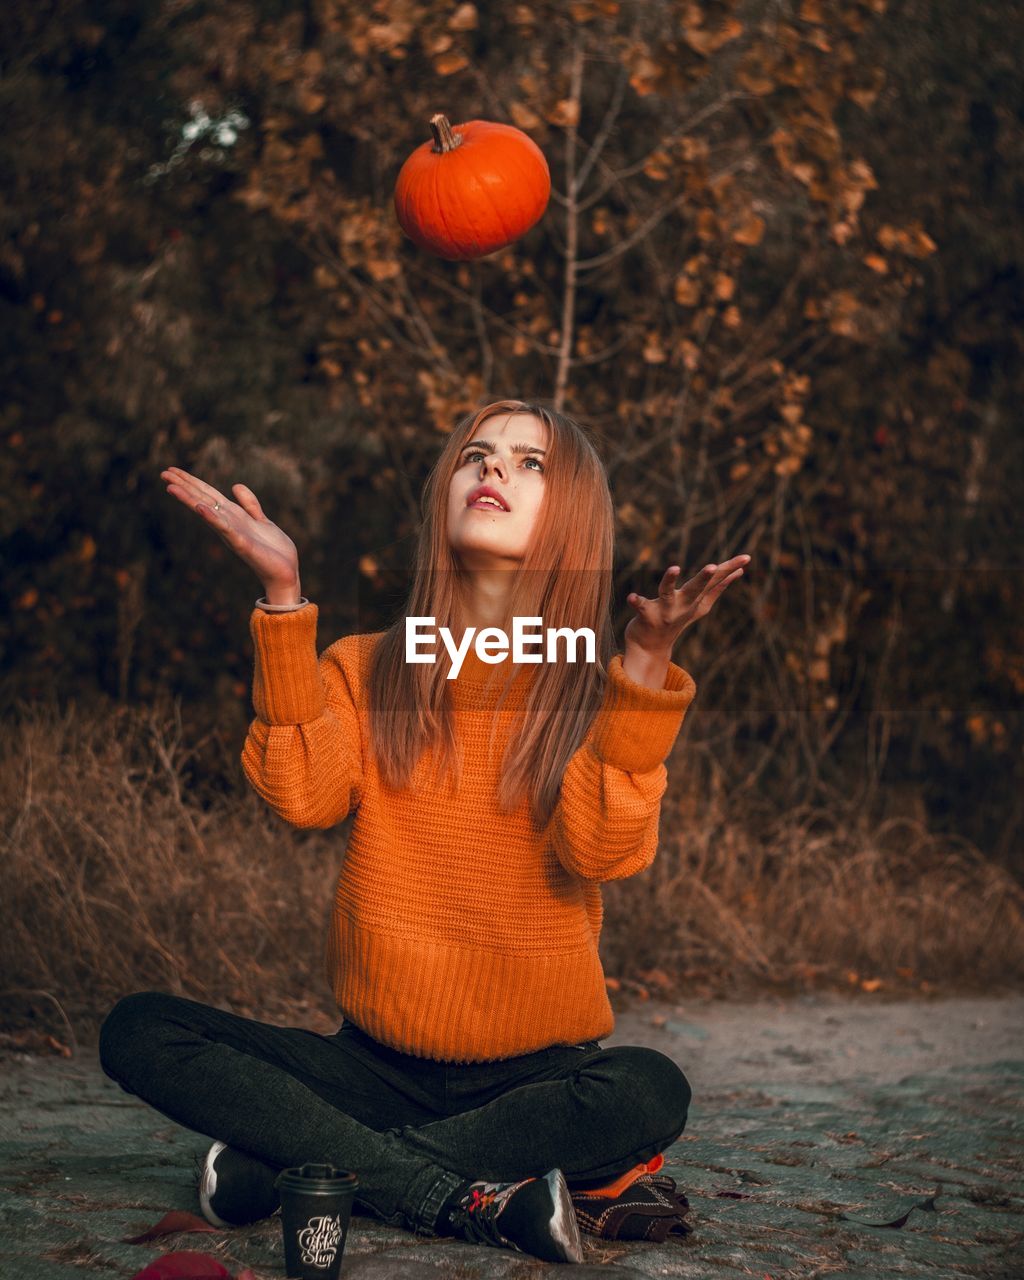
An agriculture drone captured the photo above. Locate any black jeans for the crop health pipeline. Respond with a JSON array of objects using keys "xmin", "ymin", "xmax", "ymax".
[{"xmin": 97, "ymin": 991, "xmax": 691, "ymax": 1237}]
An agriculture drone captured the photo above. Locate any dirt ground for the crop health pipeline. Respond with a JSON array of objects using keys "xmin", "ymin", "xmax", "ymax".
[
  {"xmin": 611, "ymin": 988, "xmax": 1024, "ymax": 1087},
  {"xmin": 1, "ymin": 990, "xmax": 1022, "ymax": 1278}
]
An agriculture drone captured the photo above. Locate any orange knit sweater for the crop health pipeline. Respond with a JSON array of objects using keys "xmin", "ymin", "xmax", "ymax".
[{"xmin": 241, "ymin": 602, "xmax": 698, "ymax": 1064}]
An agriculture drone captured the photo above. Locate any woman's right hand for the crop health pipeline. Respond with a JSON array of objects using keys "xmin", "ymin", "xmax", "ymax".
[{"xmin": 160, "ymin": 467, "xmax": 301, "ymax": 597}]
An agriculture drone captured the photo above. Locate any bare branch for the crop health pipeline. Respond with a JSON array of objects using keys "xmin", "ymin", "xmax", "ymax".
[
  {"xmin": 470, "ymin": 260, "xmax": 494, "ymax": 393},
  {"xmin": 573, "ymin": 323, "xmax": 646, "ymax": 367},
  {"xmin": 572, "ymin": 60, "xmax": 630, "ymax": 197},
  {"xmin": 383, "ymin": 432, "xmax": 425, "ymax": 531},
  {"xmin": 726, "ymin": 331, "xmax": 834, "ymax": 426},
  {"xmin": 391, "ymin": 269, "xmax": 461, "ymax": 381},
  {"xmin": 575, "ymin": 90, "xmax": 751, "ymax": 214},
  {"xmin": 576, "ymin": 146, "xmax": 757, "ymax": 279},
  {"xmin": 718, "ymin": 248, "xmax": 819, "ymax": 386},
  {"xmin": 554, "ymin": 38, "xmax": 585, "ymax": 411},
  {"xmin": 299, "ymin": 226, "xmax": 426, "ymax": 363},
  {"xmin": 575, "ymin": 191, "xmax": 690, "ymax": 275},
  {"xmin": 403, "ymin": 257, "xmax": 563, "ymax": 357},
  {"xmin": 583, "ymin": 147, "xmax": 676, "ymax": 306}
]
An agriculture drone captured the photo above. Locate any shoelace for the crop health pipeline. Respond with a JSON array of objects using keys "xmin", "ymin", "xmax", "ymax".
[{"xmin": 447, "ymin": 1180, "xmax": 524, "ymax": 1250}]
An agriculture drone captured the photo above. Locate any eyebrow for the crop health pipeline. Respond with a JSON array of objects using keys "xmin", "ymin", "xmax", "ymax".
[{"xmin": 460, "ymin": 440, "xmax": 547, "ymax": 457}]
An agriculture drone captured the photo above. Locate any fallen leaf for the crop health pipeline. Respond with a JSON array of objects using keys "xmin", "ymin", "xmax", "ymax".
[
  {"xmin": 123, "ymin": 1211, "xmax": 219, "ymax": 1244},
  {"xmin": 837, "ymin": 1192, "xmax": 941, "ymax": 1228},
  {"xmin": 128, "ymin": 1251, "xmax": 233, "ymax": 1279}
]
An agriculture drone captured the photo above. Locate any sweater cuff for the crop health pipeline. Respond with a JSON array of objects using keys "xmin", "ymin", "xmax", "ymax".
[
  {"xmin": 249, "ymin": 602, "xmax": 326, "ymax": 725},
  {"xmin": 586, "ymin": 653, "xmax": 697, "ymax": 773}
]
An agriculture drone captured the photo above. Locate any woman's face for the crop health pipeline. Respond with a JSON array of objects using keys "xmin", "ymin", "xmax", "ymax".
[{"xmin": 446, "ymin": 412, "xmax": 550, "ymax": 569}]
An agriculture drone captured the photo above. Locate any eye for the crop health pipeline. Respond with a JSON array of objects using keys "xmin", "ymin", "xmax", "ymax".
[{"xmin": 462, "ymin": 450, "xmax": 544, "ymax": 473}]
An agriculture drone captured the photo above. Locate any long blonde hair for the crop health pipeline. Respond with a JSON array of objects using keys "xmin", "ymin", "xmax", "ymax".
[{"xmin": 365, "ymin": 399, "xmax": 616, "ymax": 831}]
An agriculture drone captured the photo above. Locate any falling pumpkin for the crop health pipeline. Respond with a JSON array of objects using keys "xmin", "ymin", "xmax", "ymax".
[{"xmin": 394, "ymin": 113, "xmax": 550, "ymax": 261}]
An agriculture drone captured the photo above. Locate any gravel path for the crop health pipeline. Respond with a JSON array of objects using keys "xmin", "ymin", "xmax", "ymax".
[{"xmin": 1, "ymin": 992, "xmax": 1021, "ymax": 1278}]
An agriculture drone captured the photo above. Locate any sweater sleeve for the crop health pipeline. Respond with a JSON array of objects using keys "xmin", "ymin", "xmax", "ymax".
[
  {"xmin": 547, "ymin": 653, "xmax": 697, "ymax": 883},
  {"xmin": 240, "ymin": 603, "xmax": 364, "ymax": 830}
]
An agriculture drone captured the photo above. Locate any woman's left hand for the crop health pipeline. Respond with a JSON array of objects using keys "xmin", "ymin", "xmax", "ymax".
[{"xmin": 624, "ymin": 555, "xmax": 751, "ymax": 654}]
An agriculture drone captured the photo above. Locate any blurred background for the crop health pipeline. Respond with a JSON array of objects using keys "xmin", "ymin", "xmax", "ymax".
[{"xmin": 1, "ymin": 0, "xmax": 1021, "ymax": 1054}]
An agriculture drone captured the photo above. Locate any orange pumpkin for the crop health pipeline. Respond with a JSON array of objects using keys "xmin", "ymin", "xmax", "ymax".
[{"xmin": 394, "ymin": 114, "xmax": 550, "ymax": 261}]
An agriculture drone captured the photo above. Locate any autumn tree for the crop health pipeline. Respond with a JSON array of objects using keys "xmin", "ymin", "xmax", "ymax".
[{"xmin": 1, "ymin": 0, "xmax": 1020, "ymax": 861}]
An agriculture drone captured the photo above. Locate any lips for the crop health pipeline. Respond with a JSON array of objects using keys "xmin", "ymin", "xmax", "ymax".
[{"xmin": 466, "ymin": 484, "xmax": 510, "ymax": 511}]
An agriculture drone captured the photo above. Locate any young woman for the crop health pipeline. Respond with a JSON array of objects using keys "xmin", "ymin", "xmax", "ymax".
[{"xmin": 99, "ymin": 399, "xmax": 749, "ymax": 1264}]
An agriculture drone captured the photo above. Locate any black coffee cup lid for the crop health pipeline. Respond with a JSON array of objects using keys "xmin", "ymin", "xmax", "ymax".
[{"xmin": 275, "ymin": 1163, "xmax": 359, "ymax": 1192}]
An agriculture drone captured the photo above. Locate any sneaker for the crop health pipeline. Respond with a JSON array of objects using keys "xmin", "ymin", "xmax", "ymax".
[
  {"xmin": 195, "ymin": 1140, "xmax": 282, "ymax": 1228},
  {"xmin": 568, "ymin": 1153, "xmax": 692, "ymax": 1243},
  {"xmin": 443, "ymin": 1167, "xmax": 584, "ymax": 1263}
]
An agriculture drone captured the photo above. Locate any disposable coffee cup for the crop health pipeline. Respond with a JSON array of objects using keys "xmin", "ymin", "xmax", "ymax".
[{"xmin": 274, "ymin": 1162, "xmax": 358, "ymax": 1280}]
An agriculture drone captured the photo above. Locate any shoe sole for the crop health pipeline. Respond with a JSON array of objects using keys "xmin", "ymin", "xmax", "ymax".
[
  {"xmin": 543, "ymin": 1168, "xmax": 585, "ymax": 1264},
  {"xmin": 198, "ymin": 1140, "xmax": 233, "ymax": 1229}
]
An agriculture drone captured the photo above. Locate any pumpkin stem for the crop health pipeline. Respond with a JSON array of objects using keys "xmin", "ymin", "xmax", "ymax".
[{"xmin": 429, "ymin": 113, "xmax": 463, "ymax": 154}]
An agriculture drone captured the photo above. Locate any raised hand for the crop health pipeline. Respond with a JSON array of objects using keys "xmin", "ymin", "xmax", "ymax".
[
  {"xmin": 624, "ymin": 555, "xmax": 750, "ymax": 655},
  {"xmin": 159, "ymin": 467, "xmax": 301, "ymax": 597}
]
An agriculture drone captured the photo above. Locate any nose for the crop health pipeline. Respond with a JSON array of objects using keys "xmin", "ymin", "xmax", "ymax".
[{"xmin": 480, "ymin": 451, "xmax": 507, "ymax": 481}]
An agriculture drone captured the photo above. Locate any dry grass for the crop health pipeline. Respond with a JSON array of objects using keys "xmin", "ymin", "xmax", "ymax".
[
  {"xmin": 0, "ymin": 691, "xmax": 344, "ymax": 1046},
  {"xmin": 601, "ymin": 782, "xmax": 1024, "ymax": 1000},
  {"xmin": 1, "ymin": 692, "xmax": 1021, "ymax": 1053}
]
